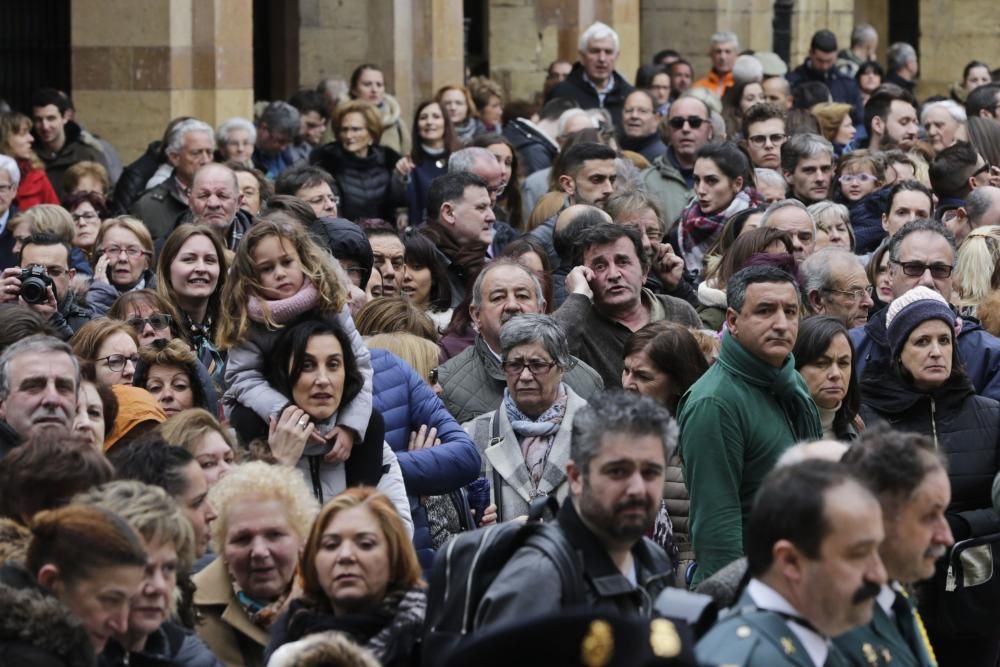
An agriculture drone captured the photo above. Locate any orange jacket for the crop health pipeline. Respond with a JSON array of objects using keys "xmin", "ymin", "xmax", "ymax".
[{"xmin": 691, "ymin": 70, "xmax": 734, "ymax": 98}]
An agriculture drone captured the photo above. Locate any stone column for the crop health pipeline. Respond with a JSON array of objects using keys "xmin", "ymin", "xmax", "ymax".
[
  {"xmin": 919, "ymin": 0, "xmax": 1000, "ymax": 98},
  {"xmin": 71, "ymin": 0, "xmax": 254, "ymax": 162},
  {"xmin": 297, "ymin": 0, "xmax": 463, "ymax": 128}
]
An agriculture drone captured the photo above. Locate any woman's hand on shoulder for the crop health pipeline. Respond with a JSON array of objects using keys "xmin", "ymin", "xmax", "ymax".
[{"xmin": 268, "ymin": 405, "xmax": 314, "ymax": 466}]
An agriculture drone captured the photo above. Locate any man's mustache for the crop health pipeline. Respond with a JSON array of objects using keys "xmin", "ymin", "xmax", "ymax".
[{"xmin": 852, "ymin": 580, "xmax": 881, "ymax": 604}]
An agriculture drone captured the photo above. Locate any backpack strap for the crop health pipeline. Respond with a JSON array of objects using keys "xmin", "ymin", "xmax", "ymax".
[
  {"xmin": 525, "ymin": 523, "xmax": 586, "ymax": 607},
  {"xmin": 489, "ymin": 412, "xmax": 504, "ymax": 524}
]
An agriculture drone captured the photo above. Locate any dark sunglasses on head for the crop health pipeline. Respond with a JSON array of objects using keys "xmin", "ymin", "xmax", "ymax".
[
  {"xmin": 668, "ymin": 116, "xmax": 706, "ymax": 130},
  {"xmin": 126, "ymin": 313, "xmax": 173, "ymax": 332}
]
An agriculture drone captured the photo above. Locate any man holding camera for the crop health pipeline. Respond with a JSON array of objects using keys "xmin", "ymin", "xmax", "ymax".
[{"xmin": 0, "ymin": 233, "xmax": 99, "ymax": 339}]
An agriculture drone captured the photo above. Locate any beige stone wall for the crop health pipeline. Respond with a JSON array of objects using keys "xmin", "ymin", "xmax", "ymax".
[
  {"xmin": 72, "ymin": 0, "xmax": 254, "ymax": 163},
  {"xmin": 919, "ymin": 0, "xmax": 1000, "ymax": 99}
]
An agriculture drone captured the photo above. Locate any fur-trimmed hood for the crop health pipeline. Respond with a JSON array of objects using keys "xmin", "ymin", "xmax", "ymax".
[
  {"xmin": 267, "ymin": 631, "xmax": 380, "ymax": 667},
  {"xmin": 0, "ymin": 563, "xmax": 96, "ymax": 667}
]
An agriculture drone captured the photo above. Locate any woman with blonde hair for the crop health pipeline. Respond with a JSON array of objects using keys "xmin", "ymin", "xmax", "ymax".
[
  {"xmin": 88, "ymin": 216, "xmax": 156, "ymax": 312},
  {"xmin": 73, "ymin": 480, "xmax": 219, "ymax": 665},
  {"xmin": 265, "ymin": 488, "xmax": 426, "ymax": 667},
  {"xmin": 952, "ymin": 225, "xmax": 1000, "ymax": 317},
  {"xmin": 355, "ymin": 295, "xmax": 438, "ymax": 342},
  {"xmin": 0, "ymin": 111, "xmax": 57, "ymax": 209},
  {"xmin": 807, "ymin": 200, "xmax": 855, "ymax": 251},
  {"xmin": 435, "ymin": 84, "xmax": 484, "ymax": 146},
  {"xmin": 367, "ymin": 332, "xmax": 439, "ymax": 386},
  {"xmin": 811, "ymin": 102, "xmax": 856, "ymax": 157},
  {"xmin": 159, "ymin": 408, "xmax": 237, "ymax": 486},
  {"xmin": 193, "ymin": 461, "xmax": 320, "ymax": 667}
]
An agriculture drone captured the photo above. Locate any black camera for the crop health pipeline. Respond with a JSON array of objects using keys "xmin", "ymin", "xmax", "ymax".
[{"xmin": 19, "ymin": 266, "xmax": 54, "ymax": 305}]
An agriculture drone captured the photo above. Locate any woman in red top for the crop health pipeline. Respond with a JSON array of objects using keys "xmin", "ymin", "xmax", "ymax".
[{"xmin": 0, "ymin": 111, "xmax": 58, "ymax": 210}]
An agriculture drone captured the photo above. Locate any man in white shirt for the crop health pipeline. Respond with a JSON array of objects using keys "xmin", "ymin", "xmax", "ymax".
[{"xmin": 696, "ymin": 459, "xmax": 887, "ymax": 666}]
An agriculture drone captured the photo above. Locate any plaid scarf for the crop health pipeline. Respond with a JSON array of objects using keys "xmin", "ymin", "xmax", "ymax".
[
  {"xmin": 679, "ymin": 188, "xmax": 762, "ymax": 266},
  {"xmin": 503, "ymin": 384, "xmax": 568, "ymax": 488}
]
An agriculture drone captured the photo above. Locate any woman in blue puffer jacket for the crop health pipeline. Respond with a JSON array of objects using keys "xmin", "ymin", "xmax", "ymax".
[{"xmin": 368, "ymin": 335, "xmax": 481, "ymax": 572}]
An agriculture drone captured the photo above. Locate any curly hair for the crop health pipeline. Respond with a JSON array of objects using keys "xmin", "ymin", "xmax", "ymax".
[
  {"xmin": 134, "ymin": 339, "xmax": 208, "ymax": 410},
  {"xmin": 216, "ymin": 216, "xmax": 347, "ymax": 349},
  {"xmin": 208, "ymin": 461, "xmax": 320, "ymax": 554}
]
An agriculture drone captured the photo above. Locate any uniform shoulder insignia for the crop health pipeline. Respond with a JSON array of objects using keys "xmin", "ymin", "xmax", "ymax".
[
  {"xmin": 736, "ymin": 625, "xmax": 752, "ymax": 639},
  {"xmin": 649, "ymin": 618, "xmax": 681, "ymax": 658},
  {"xmin": 581, "ymin": 619, "xmax": 613, "ymax": 667}
]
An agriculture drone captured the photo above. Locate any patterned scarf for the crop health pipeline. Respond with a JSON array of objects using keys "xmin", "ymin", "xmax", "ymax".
[
  {"xmin": 233, "ymin": 575, "xmax": 299, "ymax": 632},
  {"xmin": 247, "ymin": 277, "xmax": 318, "ymax": 325},
  {"xmin": 679, "ymin": 188, "xmax": 763, "ymax": 268},
  {"xmin": 503, "ymin": 384, "xmax": 568, "ymax": 488}
]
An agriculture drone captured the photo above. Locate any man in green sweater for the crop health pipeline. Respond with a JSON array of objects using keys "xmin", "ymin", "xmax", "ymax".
[{"xmin": 678, "ymin": 265, "xmax": 822, "ymax": 586}]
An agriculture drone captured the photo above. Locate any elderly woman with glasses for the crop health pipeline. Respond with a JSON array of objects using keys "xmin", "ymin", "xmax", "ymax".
[
  {"xmin": 87, "ymin": 216, "xmax": 156, "ymax": 314},
  {"xmin": 462, "ymin": 314, "xmax": 586, "ymax": 524}
]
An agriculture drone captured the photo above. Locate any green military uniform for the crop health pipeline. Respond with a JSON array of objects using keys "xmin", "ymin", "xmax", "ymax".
[
  {"xmin": 696, "ymin": 590, "xmax": 850, "ymax": 667},
  {"xmin": 834, "ymin": 584, "xmax": 937, "ymax": 667}
]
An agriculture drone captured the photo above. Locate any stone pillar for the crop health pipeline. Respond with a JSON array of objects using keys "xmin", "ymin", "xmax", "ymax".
[
  {"xmin": 71, "ymin": 0, "xmax": 254, "ymax": 163},
  {"xmin": 919, "ymin": 0, "xmax": 1000, "ymax": 98},
  {"xmin": 297, "ymin": 0, "xmax": 463, "ymax": 129},
  {"xmin": 787, "ymin": 0, "xmax": 855, "ymax": 68}
]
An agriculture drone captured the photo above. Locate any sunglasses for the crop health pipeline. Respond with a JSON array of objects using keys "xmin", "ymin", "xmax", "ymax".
[
  {"xmin": 126, "ymin": 313, "xmax": 173, "ymax": 332},
  {"xmin": 891, "ymin": 260, "xmax": 954, "ymax": 279},
  {"xmin": 668, "ymin": 116, "xmax": 707, "ymax": 130}
]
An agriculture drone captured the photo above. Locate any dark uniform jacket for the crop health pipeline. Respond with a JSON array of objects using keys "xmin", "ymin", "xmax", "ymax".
[{"xmin": 834, "ymin": 584, "xmax": 936, "ymax": 667}]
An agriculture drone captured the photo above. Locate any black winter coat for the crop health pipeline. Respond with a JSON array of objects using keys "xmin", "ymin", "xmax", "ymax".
[
  {"xmin": 111, "ymin": 141, "xmax": 163, "ymax": 215},
  {"xmin": 786, "ymin": 60, "xmax": 865, "ymax": 125},
  {"xmin": 503, "ymin": 118, "xmax": 558, "ymax": 175},
  {"xmin": 310, "ymin": 142, "xmax": 403, "ymax": 222},
  {"xmin": 860, "ymin": 369, "xmax": 1000, "ymax": 541},
  {"xmin": 0, "ymin": 563, "xmax": 96, "ymax": 667},
  {"xmin": 545, "ymin": 62, "xmax": 633, "ymax": 136}
]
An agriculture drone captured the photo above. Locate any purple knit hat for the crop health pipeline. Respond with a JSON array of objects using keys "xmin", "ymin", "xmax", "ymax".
[{"xmin": 885, "ymin": 286, "xmax": 961, "ymax": 358}]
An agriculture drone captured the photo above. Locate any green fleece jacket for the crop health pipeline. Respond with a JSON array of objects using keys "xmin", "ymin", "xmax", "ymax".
[{"xmin": 677, "ymin": 332, "xmax": 821, "ymax": 586}]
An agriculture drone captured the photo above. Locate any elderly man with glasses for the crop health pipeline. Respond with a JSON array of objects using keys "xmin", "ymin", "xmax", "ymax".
[
  {"xmin": 850, "ymin": 218, "xmax": 1000, "ymax": 402},
  {"xmin": 801, "ymin": 247, "xmax": 875, "ymax": 328}
]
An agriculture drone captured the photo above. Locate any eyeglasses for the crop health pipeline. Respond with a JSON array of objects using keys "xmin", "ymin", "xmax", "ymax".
[
  {"xmin": 72, "ymin": 211, "xmax": 100, "ymax": 223},
  {"xmin": 668, "ymin": 116, "xmax": 706, "ymax": 130},
  {"xmin": 100, "ymin": 245, "xmax": 150, "ymax": 259},
  {"xmin": 747, "ymin": 133, "xmax": 787, "ymax": 147},
  {"xmin": 126, "ymin": 313, "xmax": 173, "ymax": 332},
  {"xmin": 825, "ymin": 285, "xmax": 874, "ymax": 301},
  {"xmin": 973, "ymin": 162, "xmax": 992, "ymax": 178},
  {"xmin": 501, "ymin": 358, "xmax": 558, "ymax": 378},
  {"xmin": 838, "ymin": 173, "xmax": 879, "ymax": 185},
  {"xmin": 97, "ymin": 353, "xmax": 139, "ymax": 373},
  {"xmin": 306, "ymin": 193, "xmax": 340, "ymax": 207},
  {"xmin": 891, "ymin": 260, "xmax": 954, "ymax": 279},
  {"xmin": 23, "ymin": 263, "xmax": 67, "ymax": 278}
]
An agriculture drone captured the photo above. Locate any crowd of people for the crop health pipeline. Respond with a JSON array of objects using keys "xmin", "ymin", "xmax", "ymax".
[{"xmin": 2, "ymin": 16, "xmax": 1000, "ymax": 667}]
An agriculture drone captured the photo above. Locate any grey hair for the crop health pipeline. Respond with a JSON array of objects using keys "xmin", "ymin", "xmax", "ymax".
[
  {"xmin": 166, "ymin": 118, "xmax": 214, "ymax": 157},
  {"xmin": 888, "ymin": 42, "xmax": 917, "ymax": 72},
  {"xmin": 556, "ymin": 109, "xmax": 595, "ymax": 139},
  {"xmin": 578, "ymin": 21, "xmax": 620, "ymax": 53},
  {"xmin": 808, "ymin": 201, "xmax": 854, "ymax": 248},
  {"xmin": 779, "ymin": 133, "xmax": 833, "ymax": 173},
  {"xmin": 733, "ymin": 55, "xmax": 764, "ymax": 85},
  {"xmin": 920, "ymin": 99, "xmax": 967, "ymax": 126},
  {"xmin": 754, "ymin": 167, "xmax": 784, "ymax": 191},
  {"xmin": 711, "ymin": 31, "xmax": 740, "ymax": 49},
  {"xmin": 761, "ymin": 198, "xmax": 816, "ymax": 235},
  {"xmin": 887, "ymin": 218, "xmax": 955, "ymax": 262},
  {"xmin": 216, "ymin": 117, "xmax": 257, "ymax": 147},
  {"xmin": 0, "ymin": 155, "xmax": 20, "ymax": 186},
  {"xmin": 258, "ymin": 101, "xmax": 301, "ymax": 137},
  {"xmin": 470, "ymin": 259, "xmax": 545, "ymax": 310},
  {"xmin": 499, "ymin": 313, "xmax": 573, "ymax": 369},
  {"xmin": 0, "ymin": 335, "xmax": 79, "ymax": 401},
  {"xmin": 448, "ymin": 147, "xmax": 496, "ymax": 174},
  {"xmin": 966, "ymin": 186, "xmax": 1000, "ymax": 226},
  {"xmin": 570, "ymin": 391, "xmax": 678, "ymax": 476},
  {"xmin": 800, "ymin": 247, "xmax": 863, "ymax": 297},
  {"xmin": 850, "ymin": 24, "xmax": 878, "ymax": 49}
]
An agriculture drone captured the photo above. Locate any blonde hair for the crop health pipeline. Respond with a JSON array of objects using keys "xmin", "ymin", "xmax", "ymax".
[
  {"xmin": 208, "ymin": 461, "xmax": 319, "ymax": 554},
  {"xmin": 807, "ymin": 200, "xmax": 856, "ymax": 249},
  {"xmin": 18, "ymin": 204, "xmax": 74, "ymax": 244},
  {"xmin": 354, "ymin": 296, "xmax": 437, "ymax": 342},
  {"xmin": 810, "ymin": 102, "xmax": 854, "ymax": 143},
  {"xmin": 74, "ymin": 480, "xmax": 195, "ymax": 570},
  {"xmin": 94, "ymin": 215, "xmax": 154, "ymax": 266},
  {"xmin": 367, "ymin": 332, "xmax": 439, "ymax": 382},
  {"xmin": 216, "ymin": 215, "xmax": 347, "ymax": 349},
  {"xmin": 63, "ymin": 161, "xmax": 111, "ymax": 196},
  {"xmin": 954, "ymin": 225, "xmax": 1000, "ymax": 307},
  {"xmin": 335, "ymin": 100, "xmax": 383, "ymax": 141},
  {"xmin": 159, "ymin": 408, "xmax": 237, "ymax": 459}
]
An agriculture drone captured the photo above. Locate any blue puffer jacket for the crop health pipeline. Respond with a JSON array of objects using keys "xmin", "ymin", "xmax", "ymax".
[{"xmin": 371, "ymin": 349, "xmax": 481, "ymax": 572}]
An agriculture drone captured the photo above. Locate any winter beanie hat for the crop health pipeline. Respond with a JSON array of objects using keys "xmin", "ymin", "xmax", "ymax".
[{"xmin": 885, "ymin": 285, "xmax": 961, "ymax": 358}]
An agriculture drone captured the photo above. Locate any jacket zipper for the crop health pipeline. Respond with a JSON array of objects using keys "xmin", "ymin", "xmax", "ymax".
[{"xmin": 930, "ymin": 397, "xmax": 939, "ymax": 449}]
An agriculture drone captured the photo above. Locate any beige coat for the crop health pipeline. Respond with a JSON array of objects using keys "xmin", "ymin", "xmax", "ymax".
[{"xmin": 192, "ymin": 558, "xmax": 269, "ymax": 667}]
